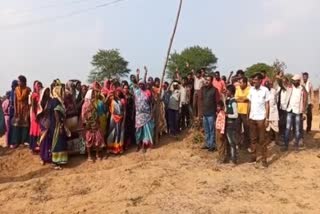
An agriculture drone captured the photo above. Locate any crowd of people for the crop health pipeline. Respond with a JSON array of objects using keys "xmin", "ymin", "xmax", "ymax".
[{"xmin": 0, "ymin": 66, "xmax": 317, "ymax": 169}]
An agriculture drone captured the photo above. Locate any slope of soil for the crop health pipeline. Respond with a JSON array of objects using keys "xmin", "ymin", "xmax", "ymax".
[{"xmin": 0, "ymin": 117, "xmax": 319, "ymax": 214}]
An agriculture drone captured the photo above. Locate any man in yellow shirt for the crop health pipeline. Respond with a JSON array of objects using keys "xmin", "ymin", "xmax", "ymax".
[{"xmin": 235, "ymin": 77, "xmax": 250, "ymax": 149}]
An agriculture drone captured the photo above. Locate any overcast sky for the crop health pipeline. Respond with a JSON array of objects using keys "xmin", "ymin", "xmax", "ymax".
[{"xmin": 0, "ymin": 0, "xmax": 320, "ymax": 93}]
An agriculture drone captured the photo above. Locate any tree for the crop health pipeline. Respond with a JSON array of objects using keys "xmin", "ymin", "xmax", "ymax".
[
  {"xmin": 167, "ymin": 46, "xmax": 218, "ymax": 78},
  {"xmin": 245, "ymin": 63, "xmax": 273, "ymax": 78},
  {"xmin": 272, "ymin": 59, "xmax": 287, "ymax": 75},
  {"xmin": 88, "ymin": 49, "xmax": 130, "ymax": 83}
]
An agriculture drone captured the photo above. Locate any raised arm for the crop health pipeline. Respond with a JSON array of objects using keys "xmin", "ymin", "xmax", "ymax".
[
  {"xmin": 227, "ymin": 71, "xmax": 234, "ymax": 85},
  {"xmin": 144, "ymin": 66, "xmax": 148, "ymax": 83}
]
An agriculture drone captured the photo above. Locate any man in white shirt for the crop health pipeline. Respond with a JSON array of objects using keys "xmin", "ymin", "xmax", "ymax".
[
  {"xmin": 179, "ymin": 77, "xmax": 191, "ymax": 130},
  {"xmin": 277, "ymin": 77, "xmax": 290, "ymax": 140},
  {"xmin": 282, "ymin": 74, "xmax": 307, "ymax": 152},
  {"xmin": 168, "ymin": 81, "xmax": 181, "ymax": 136},
  {"xmin": 248, "ymin": 73, "xmax": 270, "ymax": 167},
  {"xmin": 193, "ymin": 70, "xmax": 205, "ymax": 118},
  {"xmin": 302, "ymin": 72, "xmax": 314, "ymax": 133}
]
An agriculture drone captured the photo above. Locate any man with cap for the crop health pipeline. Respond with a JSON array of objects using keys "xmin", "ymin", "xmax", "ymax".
[{"xmin": 282, "ymin": 74, "xmax": 307, "ymax": 152}]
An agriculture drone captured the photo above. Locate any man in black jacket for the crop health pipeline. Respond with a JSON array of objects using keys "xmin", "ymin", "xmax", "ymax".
[{"xmin": 201, "ymin": 75, "xmax": 220, "ymax": 151}]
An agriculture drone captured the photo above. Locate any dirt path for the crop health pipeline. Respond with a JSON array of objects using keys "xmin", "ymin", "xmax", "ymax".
[{"xmin": 0, "ymin": 118, "xmax": 320, "ymax": 214}]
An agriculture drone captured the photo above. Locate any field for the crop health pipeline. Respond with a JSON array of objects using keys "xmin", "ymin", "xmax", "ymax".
[{"xmin": 0, "ymin": 117, "xmax": 319, "ymax": 214}]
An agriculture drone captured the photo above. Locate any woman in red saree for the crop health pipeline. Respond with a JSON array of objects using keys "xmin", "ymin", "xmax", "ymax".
[{"xmin": 29, "ymin": 81, "xmax": 43, "ymax": 152}]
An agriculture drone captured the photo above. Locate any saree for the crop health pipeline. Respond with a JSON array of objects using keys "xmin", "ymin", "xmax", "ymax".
[
  {"xmin": 37, "ymin": 88, "xmax": 54, "ymax": 163},
  {"xmin": 51, "ymin": 86, "xmax": 68, "ymax": 165},
  {"xmin": 10, "ymin": 86, "xmax": 30, "ymax": 147},
  {"xmin": 0, "ymin": 103, "xmax": 5, "ymax": 137},
  {"xmin": 106, "ymin": 97, "xmax": 126, "ymax": 154},
  {"xmin": 29, "ymin": 89, "xmax": 41, "ymax": 152},
  {"xmin": 1, "ymin": 98, "xmax": 10, "ymax": 145},
  {"xmin": 152, "ymin": 87, "xmax": 167, "ymax": 135},
  {"xmin": 134, "ymin": 88, "xmax": 154, "ymax": 147},
  {"xmin": 82, "ymin": 90, "xmax": 105, "ymax": 148}
]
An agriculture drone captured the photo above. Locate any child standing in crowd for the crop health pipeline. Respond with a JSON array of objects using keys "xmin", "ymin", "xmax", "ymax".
[
  {"xmin": 226, "ymin": 85, "xmax": 238, "ymax": 164},
  {"xmin": 216, "ymin": 100, "xmax": 226, "ymax": 164}
]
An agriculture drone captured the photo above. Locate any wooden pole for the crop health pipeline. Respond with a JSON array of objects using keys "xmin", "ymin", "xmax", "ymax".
[{"xmin": 155, "ymin": 0, "xmax": 183, "ymax": 144}]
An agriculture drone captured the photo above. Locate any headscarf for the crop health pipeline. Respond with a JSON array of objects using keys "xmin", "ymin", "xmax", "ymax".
[
  {"xmin": 91, "ymin": 81, "xmax": 102, "ymax": 92},
  {"xmin": 81, "ymin": 89, "xmax": 94, "ymax": 120},
  {"xmin": 84, "ymin": 89, "xmax": 93, "ymax": 101},
  {"xmin": 37, "ymin": 87, "xmax": 50, "ymax": 117},
  {"xmin": 52, "ymin": 85, "xmax": 64, "ymax": 107},
  {"xmin": 102, "ymin": 79, "xmax": 111, "ymax": 96}
]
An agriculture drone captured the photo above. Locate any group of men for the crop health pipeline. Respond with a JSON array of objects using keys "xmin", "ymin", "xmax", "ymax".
[{"xmin": 163, "ymin": 68, "xmax": 315, "ymax": 167}]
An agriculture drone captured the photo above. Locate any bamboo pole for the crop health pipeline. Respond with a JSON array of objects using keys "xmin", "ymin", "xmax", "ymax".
[{"xmin": 155, "ymin": 0, "xmax": 183, "ymax": 144}]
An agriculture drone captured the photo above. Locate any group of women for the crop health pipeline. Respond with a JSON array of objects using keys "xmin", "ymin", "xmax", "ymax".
[{"xmin": 0, "ymin": 74, "xmax": 159, "ymax": 169}]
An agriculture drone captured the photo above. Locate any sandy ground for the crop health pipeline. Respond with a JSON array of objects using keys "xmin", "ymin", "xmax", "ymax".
[{"xmin": 0, "ymin": 117, "xmax": 320, "ymax": 214}]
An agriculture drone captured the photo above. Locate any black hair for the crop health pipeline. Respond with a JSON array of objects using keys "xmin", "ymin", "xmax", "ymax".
[
  {"xmin": 217, "ymin": 100, "xmax": 224, "ymax": 108},
  {"xmin": 236, "ymin": 70, "xmax": 244, "ymax": 76},
  {"xmin": 18, "ymin": 75, "xmax": 27, "ymax": 84},
  {"xmin": 154, "ymin": 77, "xmax": 160, "ymax": 82},
  {"xmin": 187, "ymin": 72, "xmax": 193, "ymax": 76},
  {"xmin": 252, "ymin": 72, "xmax": 263, "ymax": 80},
  {"xmin": 227, "ymin": 84, "xmax": 236, "ymax": 95},
  {"xmin": 121, "ymin": 80, "xmax": 129, "ymax": 86},
  {"xmin": 221, "ymin": 75, "xmax": 227, "ymax": 81},
  {"xmin": 261, "ymin": 70, "xmax": 266, "ymax": 74},
  {"xmin": 206, "ymin": 75, "xmax": 214, "ymax": 82},
  {"xmin": 302, "ymin": 72, "xmax": 309, "ymax": 76},
  {"xmin": 215, "ymin": 71, "xmax": 220, "ymax": 76},
  {"xmin": 241, "ymin": 77, "xmax": 248, "ymax": 84},
  {"xmin": 196, "ymin": 70, "xmax": 202, "ymax": 74},
  {"xmin": 113, "ymin": 81, "xmax": 121, "ymax": 88}
]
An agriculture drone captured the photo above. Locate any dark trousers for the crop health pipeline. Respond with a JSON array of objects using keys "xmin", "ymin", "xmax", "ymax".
[
  {"xmin": 226, "ymin": 120, "xmax": 237, "ymax": 161},
  {"xmin": 249, "ymin": 120, "xmax": 267, "ymax": 162},
  {"xmin": 168, "ymin": 109, "xmax": 179, "ymax": 135},
  {"xmin": 180, "ymin": 104, "xmax": 190, "ymax": 130},
  {"xmin": 193, "ymin": 90, "xmax": 202, "ymax": 118},
  {"xmin": 306, "ymin": 104, "xmax": 312, "ymax": 132},
  {"xmin": 279, "ymin": 109, "xmax": 287, "ymax": 139},
  {"xmin": 237, "ymin": 114, "xmax": 250, "ymax": 149}
]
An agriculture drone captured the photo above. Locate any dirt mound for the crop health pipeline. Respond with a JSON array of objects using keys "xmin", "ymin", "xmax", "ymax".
[{"xmin": 0, "ymin": 119, "xmax": 320, "ymax": 214}]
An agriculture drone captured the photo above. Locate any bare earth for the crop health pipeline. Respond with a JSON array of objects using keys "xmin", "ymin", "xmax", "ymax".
[{"xmin": 0, "ymin": 117, "xmax": 319, "ymax": 214}]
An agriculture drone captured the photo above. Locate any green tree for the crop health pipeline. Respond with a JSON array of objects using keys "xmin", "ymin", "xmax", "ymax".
[
  {"xmin": 167, "ymin": 46, "xmax": 218, "ymax": 78},
  {"xmin": 88, "ymin": 49, "xmax": 130, "ymax": 83},
  {"xmin": 245, "ymin": 63, "xmax": 273, "ymax": 78}
]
